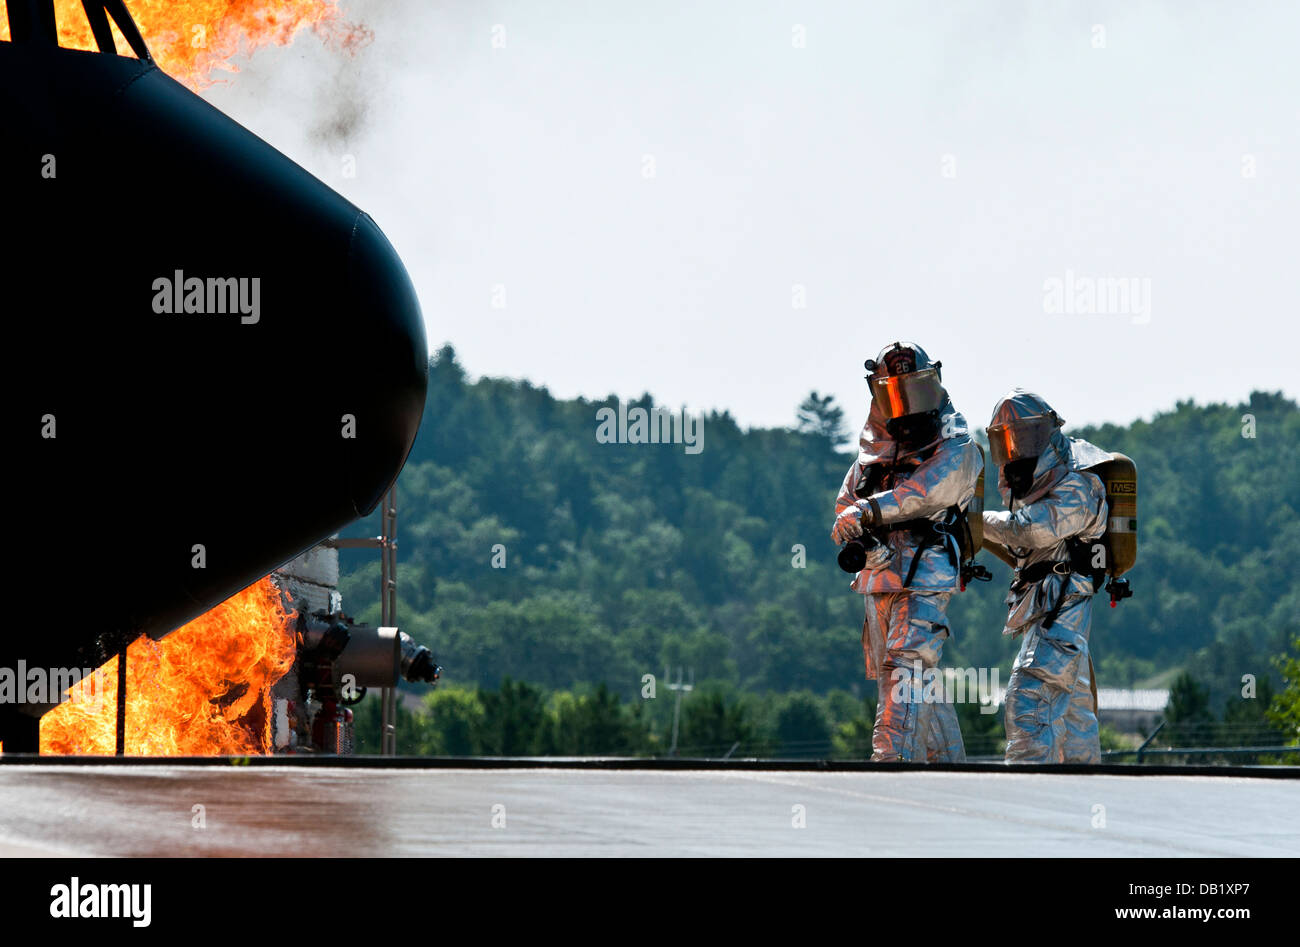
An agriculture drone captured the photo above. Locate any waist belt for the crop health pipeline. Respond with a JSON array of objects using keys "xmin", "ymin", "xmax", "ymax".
[
  {"xmin": 890, "ymin": 517, "xmax": 957, "ymax": 589},
  {"xmin": 1013, "ymin": 559, "xmax": 1073, "ymax": 586},
  {"xmin": 1012, "ymin": 542, "xmax": 1101, "ymax": 628}
]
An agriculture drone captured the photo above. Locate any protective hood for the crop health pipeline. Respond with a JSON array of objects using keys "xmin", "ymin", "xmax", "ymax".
[
  {"xmin": 988, "ymin": 389, "xmax": 1111, "ymax": 505},
  {"xmin": 858, "ymin": 394, "xmax": 969, "ymax": 466},
  {"xmin": 858, "ymin": 342, "xmax": 963, "ymax": 464}
]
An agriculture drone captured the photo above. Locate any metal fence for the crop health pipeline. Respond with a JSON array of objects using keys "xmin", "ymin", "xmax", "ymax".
[
  {"xmin": 1100, "ymin": 720, "xmax": 1300, "ymax": 765},
  {"xmin": 660, "ymin": 721, "xmax": 1299, "ymax": 765}
]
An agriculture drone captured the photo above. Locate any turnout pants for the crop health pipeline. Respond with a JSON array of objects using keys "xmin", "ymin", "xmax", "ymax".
[
  {"xmin": 862, "ymin": 591, "xmax": 966, "ymax": 762},
  {"xmin": 1003, "ymin": 590, "xmax": 1101, "ymax": 763}
]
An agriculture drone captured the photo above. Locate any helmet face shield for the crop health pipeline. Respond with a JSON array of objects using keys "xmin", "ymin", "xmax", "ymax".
[
  {"xmin": 987, "ymin": 415, "xmax": 1055, "ymax": 466},
  {"xmin": 869, "ymin": 368, "xmax": 944, "ymax": 420}
]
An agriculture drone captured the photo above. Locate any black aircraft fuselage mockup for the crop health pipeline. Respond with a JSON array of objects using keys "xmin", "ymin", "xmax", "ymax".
[{"xmin": 1, "ymin": 2, "xmax": 429, "ymax": 748}]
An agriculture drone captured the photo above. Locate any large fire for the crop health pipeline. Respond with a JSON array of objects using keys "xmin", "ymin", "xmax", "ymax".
[
  {"xmin": 39, "ymin": 577, "xmax": 297, "ymax": 755},
  {"xmin": 0, "ymin": 1, "xmax": 371, "ymax": 90}
]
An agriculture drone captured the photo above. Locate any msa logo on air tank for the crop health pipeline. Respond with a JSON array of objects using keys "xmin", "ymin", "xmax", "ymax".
[{"xmin": 1091, "ymin": 454, "xmax": 1137, "ymax": 577}]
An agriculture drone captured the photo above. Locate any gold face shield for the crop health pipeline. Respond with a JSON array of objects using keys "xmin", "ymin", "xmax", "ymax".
[
  {"xmin": 986, "ymin": 415, "xmax": 1056, "ymax": 466},
  {"xmin": 868, "ymin": 368, "xmax": 944, "ymax": 420}
]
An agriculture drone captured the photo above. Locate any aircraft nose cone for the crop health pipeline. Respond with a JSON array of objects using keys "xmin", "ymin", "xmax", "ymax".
[
  {"xmin": 340, "ymin": 212, "xmax": 429, "ymax": 515},
  {"xmin": 2, "ymin": 46, "xmax": 432, "ymax": 671}
]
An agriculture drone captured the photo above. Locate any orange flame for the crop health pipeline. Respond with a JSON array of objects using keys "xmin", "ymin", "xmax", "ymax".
[
  {"xmin": 0, "ymin": 1, "xmax": 372, "ymax": 90},
  {"xmin": 39, "ymin": 577, "xmax": 298, "ymax": 755}
]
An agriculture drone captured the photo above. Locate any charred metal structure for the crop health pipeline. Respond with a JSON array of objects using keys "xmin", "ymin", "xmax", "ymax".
[
  {"xmin": 287, "ymin": 610, "xmax": 439, "ymax": 754},
  {"xmin": 1, "ymin": 2, "xmax": 429, "ymax": 750},
  {"xmin": 271, "ymin": 508, "xmax": 440, "ymax": 755}
]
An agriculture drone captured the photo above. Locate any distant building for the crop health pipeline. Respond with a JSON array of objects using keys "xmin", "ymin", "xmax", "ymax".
[
  {"xmin": 987, "ymin": 687, "xmax": 1168, "ymax": 734},
  {"xmin": 1095, "ymin": 688, "xmax": 1169, "ymax": 733}
]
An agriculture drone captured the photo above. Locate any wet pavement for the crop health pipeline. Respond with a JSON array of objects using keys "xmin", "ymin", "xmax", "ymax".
[{"xmin": 1, "ymin": 764, "xmax": 1296, "ymax": 856}]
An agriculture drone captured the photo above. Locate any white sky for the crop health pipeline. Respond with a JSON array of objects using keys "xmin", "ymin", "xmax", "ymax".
[{"xmin": 204, "ymin": 0, "xmax": 1300, "ymax": 431}]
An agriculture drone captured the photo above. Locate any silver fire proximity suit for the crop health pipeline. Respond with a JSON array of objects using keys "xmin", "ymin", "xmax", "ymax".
[
  {"xmin": 832, "ymin": 346, "xmax": 983, "ymax": 763},
  {"xmin": 982, "ymin": 390, "xmax": 1109, "ymax": 764}
]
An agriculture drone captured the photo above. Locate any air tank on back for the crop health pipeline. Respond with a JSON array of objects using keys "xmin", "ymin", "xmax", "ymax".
[
  {"xmin": 0, "ymin": 2, "xmax": 428, "ymax": 725},
  {"xmin": 1091, "ymin": 453, "xmax": 1138, "ymax": 577}
]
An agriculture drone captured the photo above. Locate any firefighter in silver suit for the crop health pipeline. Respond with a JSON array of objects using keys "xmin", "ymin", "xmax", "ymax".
[
  {"xmin": 831, "ymin": 342, "xmax": 984, "ymax": 762},
  {"xmin": 982, "ymin": 389, "xmax": 1110, "ymax": 763}
]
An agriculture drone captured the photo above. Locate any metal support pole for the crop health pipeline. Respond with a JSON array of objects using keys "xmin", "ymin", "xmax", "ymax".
[
  {"xmin": 1135, "ymin": 720, "xmax": 1165, "ymax": 764},
  {"xmin": 380, "ymin": 487, "xmax": 398, "ymax": 756},
  {"xmin": 387, "ymin": 491, "xmax": 398, "ymax": 621},
  {"xmin": 666, "ymin": 667, "xmax": 693, "ymax": 757},
  {"xmin": 329, "ymin": 489, "xmax": 401, "ymax": 755},
  {"xmin": 115, "ymin": 649, "xmax": 127, "ymax": 756}
]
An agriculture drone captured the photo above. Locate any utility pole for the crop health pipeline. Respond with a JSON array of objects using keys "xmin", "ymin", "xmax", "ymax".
[{"xmin": 666, "ymin": 666, "xmax": 694, "ymax": 757}]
